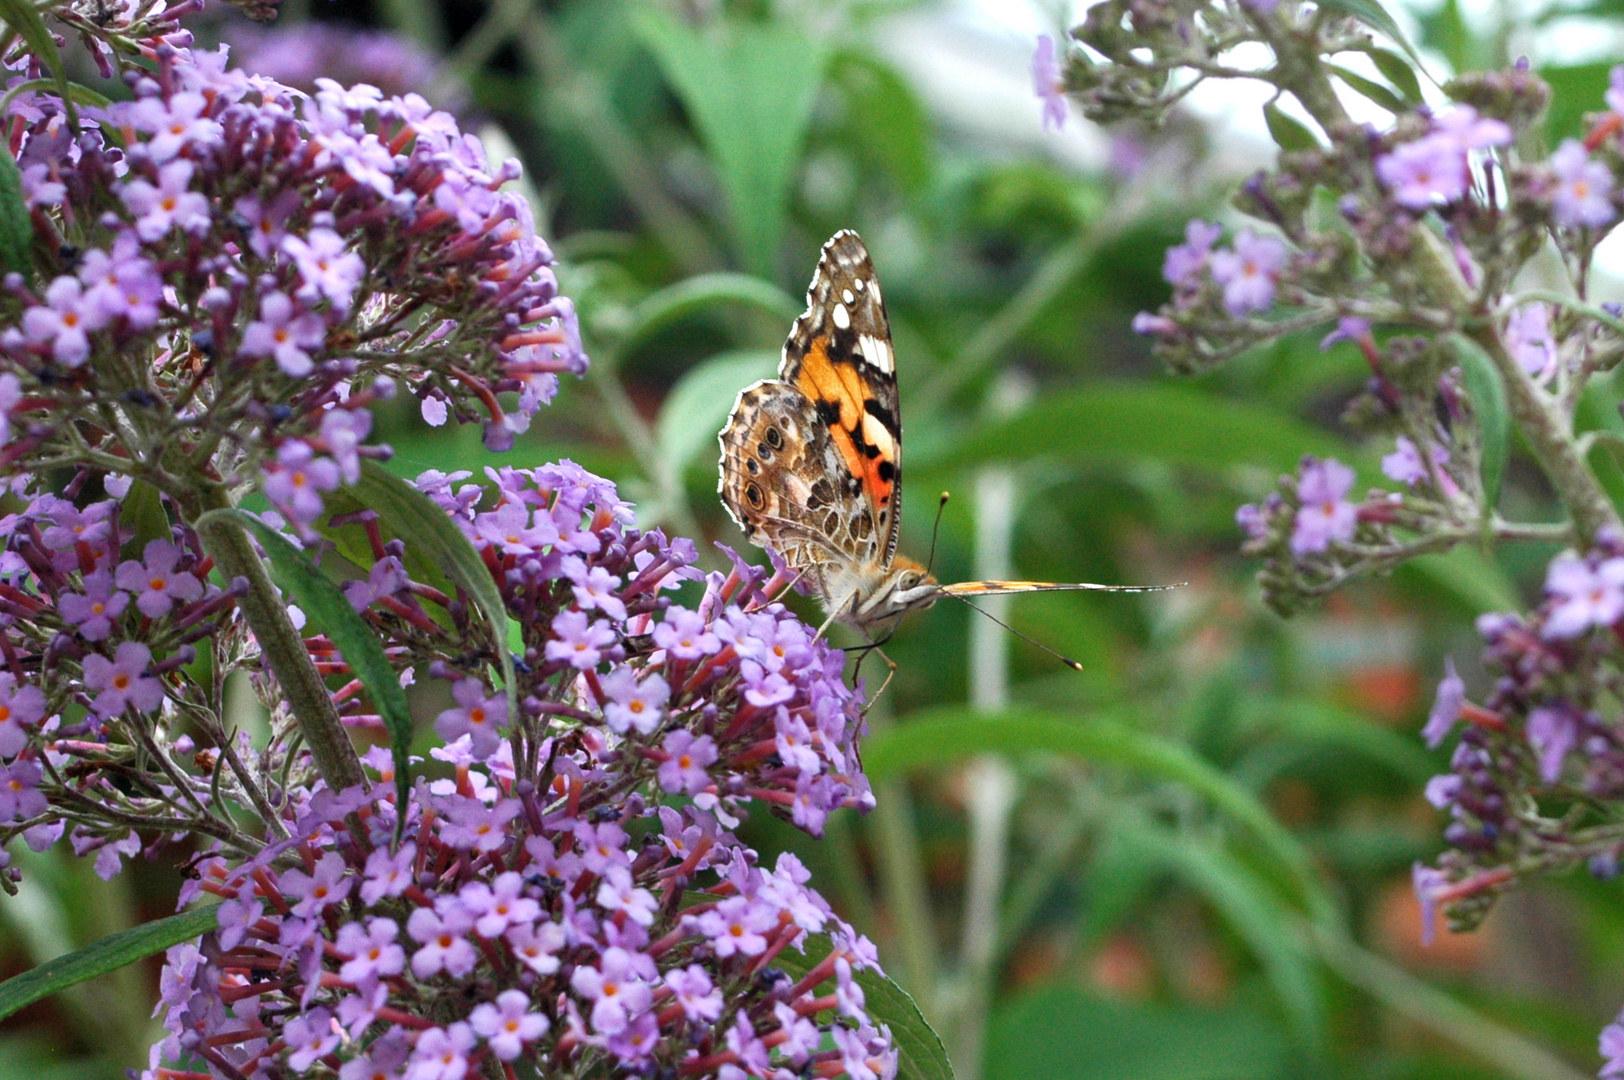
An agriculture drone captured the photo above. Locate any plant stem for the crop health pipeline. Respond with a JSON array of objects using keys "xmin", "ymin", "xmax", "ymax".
[
  {"xmin": 184, "ymin": 485, "xmax": 365, "ymax": 796},
  {"xmin": 1405, "ymin": 230, "xmax": 1623, "ymax": 544}
]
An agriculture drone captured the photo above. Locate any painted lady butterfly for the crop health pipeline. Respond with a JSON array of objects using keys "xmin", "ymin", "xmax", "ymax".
[{"xmin": 719, "ymin": 230, "xmax": 1172, "ymax": 641}]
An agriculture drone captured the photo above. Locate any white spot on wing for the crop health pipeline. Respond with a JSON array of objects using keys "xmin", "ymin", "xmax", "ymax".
[
  {"xmin": 862, "ymin": 413, "xmax": 895, "ymax": 456},
  {"xmin": 853, "ymin": 278, "xmax": 866, "ymax": 292},
  {"xmin": 859, "ymin": 333, "xmax": 893, "ymax": 374},
  {"xmin": 869, "ymin": 279, "xmax": 881, "ymax": 305},
  {"xmin": 831, "ymin": 303, "xmax": 851, "ymax": 330},
  {"xmin": 842, "ymin": 288, "xmax": 855, "ymax": 304}
]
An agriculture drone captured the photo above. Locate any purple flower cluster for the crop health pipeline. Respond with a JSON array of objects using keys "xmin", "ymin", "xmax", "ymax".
[
  {"xmin": 0, "ymin": 477, "xmax": 250, "ymax": 880},
  {"xmin": 1130, "ymin": 221, "xmax": 1290, "ymax": 360},
  {"xmin": 144, "ymin": 462, "xmax": 892, "ymax": 1080},
  {"xmin": 1374, "ymin": 106, "xmax": 1510, "ymax": 210},
  {"xmin": 1416, "ymin": 534, "xmax": 1624, "ymax": 940},
  {"xmin": 2, "ymin": 28, "xmax": 584, "ymax": 530}
]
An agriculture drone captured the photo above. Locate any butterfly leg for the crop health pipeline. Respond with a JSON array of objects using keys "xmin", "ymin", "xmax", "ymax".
[
  {"xmin": 849, "ymin": 629, "xmax": 898, "ymax": 702},
  {"xmin": 859, "ymin": 646, "xmax": 898, "ymax": 703}
]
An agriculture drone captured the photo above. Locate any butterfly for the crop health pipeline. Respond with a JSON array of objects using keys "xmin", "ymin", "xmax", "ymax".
[{"xmin": 718, "ymin": 230, "xmax": 1174, "ymax": 643}]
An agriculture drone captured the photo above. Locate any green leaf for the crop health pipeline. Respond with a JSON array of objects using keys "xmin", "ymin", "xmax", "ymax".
[
  {"xmin": 1417, "ymin": 0, "xmax": 1474, "ymax": 75},
  {"xmin": 0, "ymin": 76, "xmax": 112, "ymax": 115},
  {"xmin": 1317, "ymin": 0, "xmax": 1430, "ymax": 76},
  {"xmin": 0, "ymin": 904, "xmax": 218, "ymax": 1023},
  {"xmin": 0, "ymin": 139, "xmax": 30, "ymax": 276},
  {"xmin": 1364, "ymin": 46, "xmax": 1423, "ymax": 103},
  {"xmin": 984, "ymin": 984, "xmax": 1289, "ymax": 1080},
  {"xmin": 1128, "ymin": 824, "xmax": 1324, "ymax": 1047},
  {"xmin": 1241, "ymin": 698, "xmax": 1437, "ymax": 784},
  {"xmin": 635, "ymin": 11, "xmax": 828, "ymax": 277},
  {"xmin": 0, "ymin": 0, "xmax": 74, "ymax": 123},
  {"xmin": 1400, "ymin": 545, "xmax": 1518, "ymax": 613},
  {"xmin": 617, "ymin": 272, "xmax": 801, "ymax": 363},
  {"xmin": 919, "ymin": 383, "xmax": 1362, "ymax": 483},
  {"xmin": 1328, "ymin": 64, "xmax": 1407, "ymax": 114},
  {"xmin": 829, "ymin": 49, "xmax": 931, "ymax": 193},
  {"xmin": 1538, "ymin": 62, "xmax": 1614, "ymax": 143},
  {"xmin": 1451, "ymin": 333, "xmax": 1509, "ymax": 510},
  {"xmin": 198, "ymin": 508, "xmax": 413, "ymax": 813},
  {"xmin": 863, "ymin": 707, "xmax": 1332, "ymax": 924},
  {"xmin": 118, "ymin": 479, "xmax": 171, "ymax": 557},
  {"xmin": 771, "ymin": 933, "xmax": 954, "ymax": 1080},
  {"xmin": 656, "ymin": 350, "xmax": 778, "ymax": 479},
  {"xmin": 1263, "ymin": 102, "xmax": 1321, "ymax": 151},
  {"xmin": 1078, "ymin": 819, "xmax": 1162, "ymax": 947},
  {"xmin": 346, "ymin": 461, "xmax": 517, "ymax": 730}
]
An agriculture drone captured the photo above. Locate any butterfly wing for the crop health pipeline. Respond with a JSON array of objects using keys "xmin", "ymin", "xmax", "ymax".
[
  {"xmin": 778, "ymin": 230, "xmax": 904, "ymax": 570},
  {"xmin": 718, "ymin": 378, "xmax": 888, "ymax": 606},
  {"xmin": 940, "ymin": 580, "xmax": 1182, "ymax": 598}
]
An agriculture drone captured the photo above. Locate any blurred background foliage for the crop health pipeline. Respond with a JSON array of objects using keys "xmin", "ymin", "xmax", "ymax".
[{"xmin": 11, "ymin": 0, "xmax": 1624, "ymax": 1077}]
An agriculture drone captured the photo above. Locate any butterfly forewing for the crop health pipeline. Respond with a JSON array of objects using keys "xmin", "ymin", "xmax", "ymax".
[{"xmin": 777, "ymin": 231, "xmax": 904, "ymax": 569}]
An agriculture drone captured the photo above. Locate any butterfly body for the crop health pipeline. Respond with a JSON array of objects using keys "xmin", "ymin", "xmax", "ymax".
[{"xmin": 719, "ymin": 230, "xmax": 1169, "ymax": 641}]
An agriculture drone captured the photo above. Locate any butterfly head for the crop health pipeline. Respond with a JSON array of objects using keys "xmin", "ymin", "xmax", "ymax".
[{"xmin": 849, "ymin": 555, "xmax": 940, "ymax": 634}]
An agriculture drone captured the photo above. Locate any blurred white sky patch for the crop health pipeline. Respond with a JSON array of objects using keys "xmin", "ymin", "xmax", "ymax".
[{"xmin": 878, "ymin": 0, "xmax": 1624, "ymax": 286}]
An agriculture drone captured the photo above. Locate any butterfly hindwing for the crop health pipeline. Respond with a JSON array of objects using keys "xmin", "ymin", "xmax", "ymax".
[
  {"xmin": 718, "ymin": 378, "xmax": 885, "ymax": 603},
  {"xmin": 779, "ymin": 230, "xmax": 903, "ymax": 569}
]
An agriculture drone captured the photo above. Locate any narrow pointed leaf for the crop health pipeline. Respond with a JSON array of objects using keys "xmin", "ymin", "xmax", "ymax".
[
  {"xmin": 1263, "ymin": 102, "xmax": 1321, "ymax": 151},
  {"xmin": 1127, "ymin": 824, "xmax": 1325, "ymax": 1047},
  {"xmin": 0, "ymin": 140, "xmax": 30, "ymax": 275},
  {"xmin": 861, "ymin": 707, "xmax": 1333, "ymax": 924},
  {"xmin": 1451, "ymin": 333, "xmax": 1509, "ymax": 510},
  {"xmin": 0, "ymin": 0, "xmax": 74, "ymax": 122},
  {"xmin": 1318, "ymin": 0, "xmax": 1430, "ymax": 75},
  {"xmin": 1364, "ymin": 46, "xmax": 1423, "ymax": 102},
  {"xmin": 0, "ymin": 904, "xmax": 218, "ymax": 1023},
  {"xmin": 635, "ymin": 12, "xmax": 827, "ymax": 276},
  {"xmin": 198, "ymin": 508, "xmax": 412, "ymax": 813},
  {"xmin": 1329, "ymin": 64, "xmax": 1407, "ymax": 113},
  {"xmin": 347, "ymin": 461, "xmax": 517, "ymax": 726},
  {"xmin": 618, "ymin": 273, "xmax": 800, "ymax": 364}
]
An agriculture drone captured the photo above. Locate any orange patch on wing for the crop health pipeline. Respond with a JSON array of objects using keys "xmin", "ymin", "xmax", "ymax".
[{"xmin": 795, "ymin": 336, "xmax": 897, "ymax": 510}]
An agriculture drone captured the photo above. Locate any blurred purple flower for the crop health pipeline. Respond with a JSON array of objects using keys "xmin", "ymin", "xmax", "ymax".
[
  {"xmin": 1163, "ymin": 220, "xmax": 1223, "ymax": 290},
  {"xmin": 1422, "ymin": 658, "xmax": 1464, "ymax": 749},
  {"xmin": 1542, "ymin": 552, "xmax": 1624, "ymax": 638},
  {"xmin": 1412, "ymin": 862, "xmax": 1448, "ymax": 946},
  {"xmin": 1505, "ymin": 303, "xmax": 1556, "ymax": 377},
  {"xmin": 1032, "ymin": 35, "xmax": 1067, "ymax": 130},
  {"xmin": 114, "ymin": 540, "xmax": 204, "ymax": 619},
  {"xmin": 1549, "ymin": 139, "xmax": 1615, "ymax": 228},
  {"xmin": 82, "ymin": 642, "xmax": 164, "ymax": 717},
  {"xmin": 1381, "ymin": 436, "xmax": 1449, "ymax": 488},
  {"xmin": 1526, "ymin": 704, "xmax": 1580, "ymax": 783},
  {"xmin": 1291, "ymin": 457, "xmax": 1358, "ymax": 555},
  {"xmin": 1209, "ymin": 231, "xmax": 1285, "ymax": 315}
]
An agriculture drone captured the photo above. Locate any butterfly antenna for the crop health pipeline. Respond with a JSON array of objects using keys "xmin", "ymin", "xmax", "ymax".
[
  {"xmin": 944, "ymin": 593, "xmax": 1085, "ymax": 672},
  {"xmin": 925, "ymin": 492, "xmax": 950, "ymax": 577}
]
